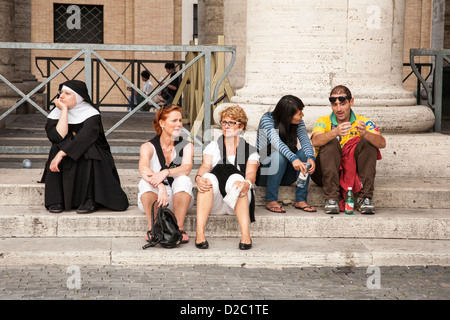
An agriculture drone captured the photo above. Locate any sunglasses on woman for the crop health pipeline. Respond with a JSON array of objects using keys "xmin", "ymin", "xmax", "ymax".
[{"xmin": 328, "ymin": 96, "xmax": 349, "ymax": 103}]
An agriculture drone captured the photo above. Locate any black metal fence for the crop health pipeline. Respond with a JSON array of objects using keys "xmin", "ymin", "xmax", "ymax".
[{"xmin": 35, "ymin": 56, "xmax": 184, "ymax": 109}]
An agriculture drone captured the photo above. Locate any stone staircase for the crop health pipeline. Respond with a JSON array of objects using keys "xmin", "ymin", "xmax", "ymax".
[{"xmin": 0, "ymin": 111, "xmax": 449, "ymax": 268}]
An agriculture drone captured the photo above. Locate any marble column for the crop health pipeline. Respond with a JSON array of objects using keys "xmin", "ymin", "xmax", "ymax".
[{"xmin": 219, "ymin": 0, "xmax": 434, "ymax": 133}]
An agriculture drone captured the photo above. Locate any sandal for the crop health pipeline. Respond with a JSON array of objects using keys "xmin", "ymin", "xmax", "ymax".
[
  {"xmin": 266, "ymin": 206, "xmax": 286, "ymax": 213},
  {"xmin": 295, "ymin": 205, "xmax": 317, "ymax": 212},
  {"xmin": 180, "ymin": 230, "xmax": 189, "ymax": 244}
]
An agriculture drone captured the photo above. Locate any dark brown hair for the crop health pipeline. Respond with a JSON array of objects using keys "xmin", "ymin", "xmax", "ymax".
[
  {"xmin": 330, "ymin": 85, "xmax": 352, "ymax": 99},
  {"xmin": 272, "ymin": 95, "xmax": 305, "ymax": 152}
]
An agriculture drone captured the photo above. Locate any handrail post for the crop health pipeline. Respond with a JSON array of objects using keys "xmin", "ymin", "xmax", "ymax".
[
  {"xmin": 203, "ymin": 50, "xmax": 212, "ymax": 144},
  {"xmin": 84, "ymin": 47, "xmax": 93, "ymax": 99},
  {"xmin": 416, "ymin": 64, "xmax": 422, "ymax": 105},
  {"xmin": 433, "ymin": 52, "xmax": 443, "ymax": 133}
]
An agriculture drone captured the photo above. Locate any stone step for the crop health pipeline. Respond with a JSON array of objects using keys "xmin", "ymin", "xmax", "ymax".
[
  {"xmin": 1, "ymin": 236, "xmax": 448, "ymax": 267},
  {"xmin": 1, "ymin": 114, "xmax": 450, "ymax": 177},
  {"xmin": 1, "ymin": 169, "xmax": 450, "ymax": 209},
  {"xmin": 4, "ymin": 132, "xmax": 450, "ymax": 177},
  {"xmin": 232, "ymin": 132, "xmax": 450, "ymax": 178},
  {"xmin": 1, "ymin": 205, "xmax": 448, "ymax": 240}
]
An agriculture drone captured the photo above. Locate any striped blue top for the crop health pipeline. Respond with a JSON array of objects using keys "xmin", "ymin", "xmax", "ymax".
[{"xmin": 256, "ymin": 112, "xmax": 315, "ymax": 163}]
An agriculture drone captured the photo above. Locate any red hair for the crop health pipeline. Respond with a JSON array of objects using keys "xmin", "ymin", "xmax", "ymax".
[{"xmin": 153, "ymin": 105, "xmax": 182, "ymax": 135}]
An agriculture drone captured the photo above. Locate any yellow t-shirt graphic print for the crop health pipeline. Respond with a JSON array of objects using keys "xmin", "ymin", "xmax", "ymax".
[{"xmin": 311, "ymin": 110, "xmax": 380, "ymax": 157}]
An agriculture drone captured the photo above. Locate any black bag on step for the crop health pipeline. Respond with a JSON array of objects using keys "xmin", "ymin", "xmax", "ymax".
[{"xmin": 142, "ymin": 201, "xmax": 182, "ymax": 249}]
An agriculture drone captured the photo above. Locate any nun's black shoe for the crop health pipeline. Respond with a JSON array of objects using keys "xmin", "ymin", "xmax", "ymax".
[
  {"xmin": 48, "ymin": 203, "xmax": 63, "ymax": 214},
  {"xmin": 76, "ymin": 199, "xmax": 98, "ymax": 214}
]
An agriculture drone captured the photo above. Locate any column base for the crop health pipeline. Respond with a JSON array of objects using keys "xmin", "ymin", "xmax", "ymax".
[{"xmin": 215, "ymin": 102, "xmax": 435, "ymax": 133}]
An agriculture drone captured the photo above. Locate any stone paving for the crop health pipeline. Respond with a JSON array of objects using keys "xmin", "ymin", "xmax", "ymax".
[{"xmin": 1, "ymin": 265, "xmax": 449, "ymax": 300}]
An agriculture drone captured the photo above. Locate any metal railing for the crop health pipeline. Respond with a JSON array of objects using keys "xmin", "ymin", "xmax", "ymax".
[
  {"xmin": 35, "ymin": 56, "xmax": 184, "ymax": 109},
  {"xmin": 0, "ymin": 42, "xmax": 236, "ymax": 147},
  {"xmin": 403, "ymin": 62, "xmax": 433, "ymax": 105},
  {"xmin": 410, "ymin": 49, "xmax": 450, "ymax": 133}
]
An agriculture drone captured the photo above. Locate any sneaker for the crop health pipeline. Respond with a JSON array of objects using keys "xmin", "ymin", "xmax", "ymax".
[
  {"xmin": 324, "ymin": 199, "xmax": 339, "ymax": 214},
  {"xmin": 357, "ymin": 197, "xmax": 375, "ymax": 214}
]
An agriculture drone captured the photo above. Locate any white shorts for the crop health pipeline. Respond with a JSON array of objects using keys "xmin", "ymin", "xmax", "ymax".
[
  {"xmin": 137, "ymin": 175, "xmax": 194, "ymax": 213},
  {"xmin": 202, "ymin": 173, "xmax": 252, "ymax": 215}
]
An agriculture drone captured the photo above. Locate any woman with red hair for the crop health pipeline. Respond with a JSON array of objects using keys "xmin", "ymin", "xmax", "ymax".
[{"xmin": 137, "ymin": 105, "xmax": 194, "ymax": 243}]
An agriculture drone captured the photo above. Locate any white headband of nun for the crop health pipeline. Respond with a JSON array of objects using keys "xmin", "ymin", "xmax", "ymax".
[{"xmin": 61, "ymin": 85, "xmax": 84, "ymax": 105}]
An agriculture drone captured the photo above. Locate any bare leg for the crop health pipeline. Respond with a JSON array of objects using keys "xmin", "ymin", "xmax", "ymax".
[
  {"xmin": 195, "ymin": 179, "xmax": 214, "ymax": 244},
  {"xmin": 233, "ymin": 182, "xmax": 251, "ymax": 244},
  {"xmin": 172, "ymin": 191, "xmax": 192, "ymax": 242},
  {"xmin": 140, "ymin": 191, "xmax": 158, "ymax": 233}
]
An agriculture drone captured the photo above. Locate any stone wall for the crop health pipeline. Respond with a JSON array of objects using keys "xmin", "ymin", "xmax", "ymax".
[
  {"xmin": 30, "ymin": 0, "xmax": 183, "ymax": 108},
  {"xmin": 445, "ymin": 0, "xmax": 450, "ymax": 47},
  {"xmin": 0, "ymin": 0, "xmax": 41, "ymax": 122},
  {"xmin": 197, "ymin": 0, "xmax": 223, "ymax": 45},
  {"xmin": 403, "ymin": 0, "xmax": 433, "ymax": 92}
]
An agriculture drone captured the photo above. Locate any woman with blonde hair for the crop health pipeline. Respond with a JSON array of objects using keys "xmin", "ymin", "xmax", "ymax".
[
  {"xmin": 137, "ymin": 105, "xmax": 194, "ymax": 243},
  {"xmin": 195, "ymin": 105, "xmax": 259, "ymax": 250}
]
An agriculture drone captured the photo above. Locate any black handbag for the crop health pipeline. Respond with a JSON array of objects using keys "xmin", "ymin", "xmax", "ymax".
[{"xmin": 142, "ymin": 201, "xmax": 183, "ymax": 249}]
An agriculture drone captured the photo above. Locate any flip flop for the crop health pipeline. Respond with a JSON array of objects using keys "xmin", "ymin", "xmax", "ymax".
[
  {"xmin": 295, "ymin": 205, "xmax": 317, "ymax": 212},
  {"xmin": 266, "ymin": 206, "xmax": 286, "ymax": 213}
]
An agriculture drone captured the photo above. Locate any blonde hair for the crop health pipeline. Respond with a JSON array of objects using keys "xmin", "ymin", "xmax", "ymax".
[{"xmin": 219, "ymin": 105, "xmax": 248, "ymax": 131}]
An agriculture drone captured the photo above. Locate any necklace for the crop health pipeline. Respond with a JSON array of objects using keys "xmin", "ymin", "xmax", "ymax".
[{"xmin": 161, "ymin": 145, "xmax": 174, "ymax": 152}]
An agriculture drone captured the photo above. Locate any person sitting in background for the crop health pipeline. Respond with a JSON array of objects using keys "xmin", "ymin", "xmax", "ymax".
[
  {"xmin": 159, "ymin": 63, "xmax": 180, "ymax": 105},
  {"xmin": 127, "ymin": 70, "xmax": 154, "ymax": 111}
]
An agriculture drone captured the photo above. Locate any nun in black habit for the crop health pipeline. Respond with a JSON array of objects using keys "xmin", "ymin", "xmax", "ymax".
[{"xmin": 43, "ymin": 80, "xmax": 129, "ymax": 214}]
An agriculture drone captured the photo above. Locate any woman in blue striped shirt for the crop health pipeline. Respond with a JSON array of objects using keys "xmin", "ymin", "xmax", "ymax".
[{"xmin": 256, "ymin": 95, "xmax": 316, "ymax": 213}]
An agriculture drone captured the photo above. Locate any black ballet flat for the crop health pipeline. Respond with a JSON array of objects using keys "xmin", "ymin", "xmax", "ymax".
[
  {"xmin": 239, "ymin": 240, "xmax": 252, "ymax": 250},
  {"xmin": 195, "ymin": 240, "xmax": 209, "ymax": 249},
  {"xmin": 76, "ymin": 199, "xmax": 98, "ymax": 214},
  {"xmin": 48, "ymin": 203, "xmax": 63, "ymax": 214}
]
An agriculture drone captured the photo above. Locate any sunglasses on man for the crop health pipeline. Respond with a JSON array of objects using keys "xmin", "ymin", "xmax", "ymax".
[{"xmin": 328, "ymin": 96, "xmax": 349, "ymax": 103}]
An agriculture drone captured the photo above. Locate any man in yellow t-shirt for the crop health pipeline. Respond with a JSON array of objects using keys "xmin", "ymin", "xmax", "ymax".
[{"xmin": 310, "ymin": 85, "xmax": 386, "ymax": 214}]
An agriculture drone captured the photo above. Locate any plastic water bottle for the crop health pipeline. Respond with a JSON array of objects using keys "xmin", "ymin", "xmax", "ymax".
[
  {"xmin": 296, "ymin": 162, "xmax": 311, "ymax": 188},
  {"xmin": 345, "ymin": 187, "xmax": 354, "ymax": 215}
]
